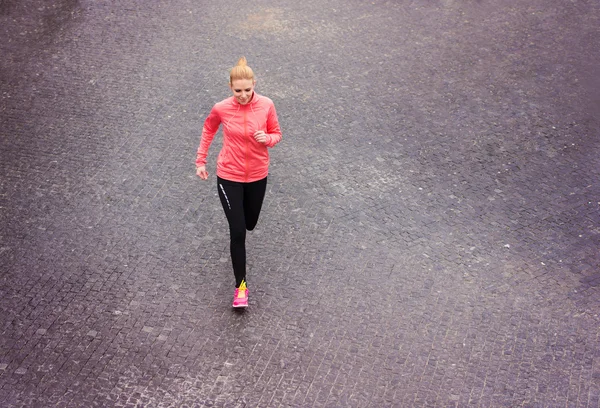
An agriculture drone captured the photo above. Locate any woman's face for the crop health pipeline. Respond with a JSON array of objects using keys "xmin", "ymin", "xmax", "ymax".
[{"xmin": 230, "ymin": 78, "xmax": 255, "ymax": 105}]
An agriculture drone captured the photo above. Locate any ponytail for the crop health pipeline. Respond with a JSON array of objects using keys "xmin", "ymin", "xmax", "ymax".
[{"xmin": 229, "ymin": 56, "xmax": 255, "ymax": 84}]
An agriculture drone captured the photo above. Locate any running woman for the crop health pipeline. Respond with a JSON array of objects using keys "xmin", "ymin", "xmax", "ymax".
[{"xmin": 196, "ymin": 57, "xmax": 282, "ymax": 308}]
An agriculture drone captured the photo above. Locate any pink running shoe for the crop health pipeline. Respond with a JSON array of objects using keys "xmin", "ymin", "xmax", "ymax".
[{"xmin": 232, "ymin": 281, "xmax": 248, "ymax": 308}]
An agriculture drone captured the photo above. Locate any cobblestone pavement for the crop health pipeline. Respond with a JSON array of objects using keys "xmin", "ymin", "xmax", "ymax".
[{"xmin": 1, "ymin": 0, "xmax": 599, "ymax": 407}]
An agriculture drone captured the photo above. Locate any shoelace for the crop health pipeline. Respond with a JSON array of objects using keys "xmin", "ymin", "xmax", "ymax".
[{"xmin": 237, "ymin": 280, "xmax": 247, "ymax": 298}]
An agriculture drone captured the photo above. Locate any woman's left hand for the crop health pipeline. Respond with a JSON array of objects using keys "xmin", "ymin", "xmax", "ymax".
[{"xmin": 253, "ymin": 131, "xmax": 268, "ymax": 144}]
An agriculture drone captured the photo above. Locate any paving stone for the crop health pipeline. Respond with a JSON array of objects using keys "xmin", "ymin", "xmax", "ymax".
[{"xmin": 1, "ymin": 0, "xmax": 600, "ymax": 407}]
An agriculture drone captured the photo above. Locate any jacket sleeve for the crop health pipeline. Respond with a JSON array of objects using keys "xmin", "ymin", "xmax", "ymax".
[
  {"xmin": 196, "ymin": 105, "xmax": 221, "ymax": 167},
  {"xmin": 265, "ymin": 103, "xmax": 282, "ymax": 148}
]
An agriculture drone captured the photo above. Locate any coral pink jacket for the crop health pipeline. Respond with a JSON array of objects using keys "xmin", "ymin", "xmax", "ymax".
[{"xmin": 196, "ymin": 93, "xmax": 282, "ymax": 183}]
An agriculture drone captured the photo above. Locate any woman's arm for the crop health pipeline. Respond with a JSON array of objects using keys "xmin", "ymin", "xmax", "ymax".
[
  {"xmin": 264, "ymin": 104, "xmax": 282, "ymax": 147},
  {"xmin": 196, "ymin": 106, "xmax": 221, "ymax": 168}
]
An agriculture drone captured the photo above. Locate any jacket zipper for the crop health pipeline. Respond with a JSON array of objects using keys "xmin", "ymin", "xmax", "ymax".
[{"xmin": 243, "ymin": 107, "xmax": 249, "ymax": 182}]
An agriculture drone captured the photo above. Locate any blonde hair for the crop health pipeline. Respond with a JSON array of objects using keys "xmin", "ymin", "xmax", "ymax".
[{"xmin": 229, "ymin": 57, "xmax": 255, "ymax": 84}]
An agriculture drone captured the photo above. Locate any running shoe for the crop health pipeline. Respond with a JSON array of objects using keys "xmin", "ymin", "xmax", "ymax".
[{"xmin": 232, "ymin": 280, "xmax": 248, "ymax": 308}]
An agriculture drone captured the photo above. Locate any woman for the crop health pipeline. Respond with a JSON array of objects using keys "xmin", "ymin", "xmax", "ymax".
[{"xmin": 196, "ymin": 57, "xmax": 282, "ymax": 308}]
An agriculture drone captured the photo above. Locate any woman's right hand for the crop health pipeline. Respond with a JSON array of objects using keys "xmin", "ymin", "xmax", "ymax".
[{"xmin": 196, "ymin": 165, "xmax": 209, "ymax": 180}]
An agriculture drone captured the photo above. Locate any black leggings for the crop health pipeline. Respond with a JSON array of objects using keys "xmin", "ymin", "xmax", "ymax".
[{"xmin": 217, "ymin": 176, "xmax": 267, "ymax": 287}]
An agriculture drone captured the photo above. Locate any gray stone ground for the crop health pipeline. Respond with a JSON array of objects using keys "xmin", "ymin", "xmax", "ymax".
[{"xmin": 1, "ymin": 0, "xmax": 599, "ymax": 406}]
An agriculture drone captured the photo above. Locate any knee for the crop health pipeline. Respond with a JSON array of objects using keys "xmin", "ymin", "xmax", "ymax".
[
  {"xmin": 230, "ymin": 226, "xmax": 246, "ymax": 243},
  {"xmin": 245, "ymin": 216, "xmax": 259, "ymax": 231}
]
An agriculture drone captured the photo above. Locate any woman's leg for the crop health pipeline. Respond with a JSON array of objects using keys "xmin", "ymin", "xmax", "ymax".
[
  {"xmin": 243, "ymin": 177, "xmax": 267, "ymax": 231},
  {"xmin": 217, "ymin": 177, "xmax": 247, "ymax": 287}
]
